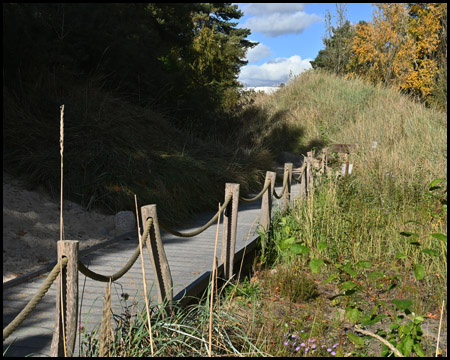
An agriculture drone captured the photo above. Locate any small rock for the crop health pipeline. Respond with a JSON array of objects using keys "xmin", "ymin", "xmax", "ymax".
[{"xmin": 114, "ymin": 211, "xmax": 136, "ymax": 234}]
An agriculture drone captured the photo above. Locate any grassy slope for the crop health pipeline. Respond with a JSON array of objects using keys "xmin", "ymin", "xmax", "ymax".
[
  {"xmin": 3, "ymin": 75, "xmax": 274, "ymax": 226},
  {"xmin": 59, "ymin": 70, "xmax": 447, "ymax": 357},
  {"xmin": 247, "ymin": 69, "xmax": 447, "ymax": 309},
  {"xmin": 250, "ymin": 70, "xmax": 446, "ymax": 186},
  {"xmin": 229, "ymin": 70, "xmax": 447, "ymax": 356}
]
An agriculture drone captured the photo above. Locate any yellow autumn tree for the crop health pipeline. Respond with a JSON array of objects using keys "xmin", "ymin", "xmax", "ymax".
[
  {"xmin": 350, "ymin": 3, "xmax": 446, "ymax": 101},
  {"xmin": 350, "ymin": 4, "xmax": 415, "ymax": 88},
  {"xmin": 404, "ymin": 3, "xmax": 447, "ymax": 99}
]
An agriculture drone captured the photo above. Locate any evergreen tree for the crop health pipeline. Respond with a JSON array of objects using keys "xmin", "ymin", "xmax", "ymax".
[
  {"xmin": 3, "ymin": 3, "xmax": 255, "ymax": 129},
  {"xmin": 165, "ymin": 3, "xmax": 256, "ymax": 130},
  {"xmin": 311, "ymin": 4, "xmax": 355, "ymax": 75}
]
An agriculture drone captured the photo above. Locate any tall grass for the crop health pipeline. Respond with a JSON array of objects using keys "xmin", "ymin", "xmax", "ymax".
[
  {"xmin": 247, "ymin": 70, "xmax": 446, "ymax": 188},
  {"xmin": 79, "ymin": 284, "xmax": 268, "ymax": 357},
  {"xmin": 3, "ymin": 73, "xmax": 273, "ymax": 225},
  {"xmin": 230, "ymin": 70, "xmax": 447, "ymax": 356},
  {"xmin": 10, "ymin": 69, "xmax": 446, "ymax": 356},
  {"xmin": 81, "ymin": 70, "xmax": 445, "ymax": 356}
]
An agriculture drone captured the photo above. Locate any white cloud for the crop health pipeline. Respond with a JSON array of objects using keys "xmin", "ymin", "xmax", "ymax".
[
  {"xmin": 238, "ymin": 55, "xmax": 312, "ymax": 87},
  {"xmin": 243, "ymin": 11, "xmax": 322, "ymax": 37},
  {"xmin": 243, "ymin": 86, "xmax": 280, "ymax": 94},
  {"xmin": 246, "ymin": 43, "xmax": 271, "ymax": 63},
  {"xmin": 244, "ymin": 3, "xmax": 307, "ymax": 15}
]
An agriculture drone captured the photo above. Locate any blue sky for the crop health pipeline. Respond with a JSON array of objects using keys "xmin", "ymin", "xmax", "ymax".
[{"xmin": 235, "ymin": 3, "xmax": 374, "ymax": 87}]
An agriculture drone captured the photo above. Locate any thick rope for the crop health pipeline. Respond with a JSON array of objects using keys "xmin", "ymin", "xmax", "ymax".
[
  {"xmin": 3, "ymin": 257, "xmax": 69, "ymax": 341},
  {"xmin": 78, "ymin": 218, "xmax": 153, "ymax": 282},
  {"xmin": 273, "ymin": 178, "xmax": 288, "ymax": 199},
  {"xmin": 159, "ymin": 194, "xmax": 232, "ymax": 237},
  {"xmin": 294, "ymin": 163, "xmax": 307, "ymax": 182},
  {"xmin": 239, "ymin": 179, "xmax": 271, "ymax": 203}
]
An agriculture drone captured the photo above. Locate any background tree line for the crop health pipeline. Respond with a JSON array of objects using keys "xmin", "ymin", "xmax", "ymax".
[
  {"xmin": 311, "ymin": 3, "xmax": 447, "ymax": 112},
  {"xmin": 3, "ymin": 3, "xmax": 255, "ymax": 134}
]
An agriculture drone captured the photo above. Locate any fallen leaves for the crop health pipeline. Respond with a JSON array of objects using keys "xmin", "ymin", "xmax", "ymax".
[{"xmin": 426, "ymin": 312, "xmax": 439, "ymax": 319}]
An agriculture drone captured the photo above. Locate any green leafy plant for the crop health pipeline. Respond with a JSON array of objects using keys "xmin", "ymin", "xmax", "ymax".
[
  {"xmin": 284, "ymin": 236, "xmax": 428, "ymax": 356},
  {"xmin": 270, "ymin": 178, "xmax": 447, "ymax": 357}
]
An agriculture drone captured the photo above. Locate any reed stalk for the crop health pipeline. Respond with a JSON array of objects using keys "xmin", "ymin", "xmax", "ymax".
[
  {"xmin": 435, "ymin": 300, "xmax": 445, "ymax": 357},
  {"xmin": 134, "ymin": 194, "xmax": 155, "ymax": 356},
  {"xmin": 209, "ymin": 202, "xmax": 222, "ymax": 356},
  {"xmin": 59, "ymin": 104, "xmax": 67, "ymax": 357}
]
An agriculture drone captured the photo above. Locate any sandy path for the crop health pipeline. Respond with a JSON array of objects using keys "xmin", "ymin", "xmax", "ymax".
[{"xmin": 3, "ymin": 171, "xmax": 119, "ymax": 283}]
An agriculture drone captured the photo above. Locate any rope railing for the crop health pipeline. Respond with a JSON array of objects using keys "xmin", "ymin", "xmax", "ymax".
[
  {"xmin": 159, "ymin": 194, "xmax": 232, "ymax": 237},
  {"xmin": 273, "ymin": 167, "xmax": 290, "ymax": 199},
  {"xmin": 273, "ymin": 177, "xmax": 288, "ymax": 199},
  {"xmin": 5, "ymin": 158, "xmax": 323, "ymax": 356},
  {"xmin": 294, "ymin": 162, "xmax": 307, "ymax": 182},
  {"xmin": 238, "ymin": 178, "xmax": 271, "ymax": 203},
  {"xmin": 78, "ymin": 218, "xmax": 153, "ymax": 282},
  {"xmin": 3, "ymin": 257, "xmax": 69, "ymax": 341}
]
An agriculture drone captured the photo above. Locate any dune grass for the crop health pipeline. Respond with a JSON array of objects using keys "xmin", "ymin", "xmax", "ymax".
[
  {"xmin": 223, "ymin": 70, "xmax": 447, "ymax": 357},
  {"xmin": 84, "ymin": 70, "xmax": 445, "ymax": 357},
  {"xmin": 3, "ymin": 74, "xmax": 274, "ymax": 226},
  {"xmin": 7, "ymin": 69, "xmax": 446, "ymax": 357}
]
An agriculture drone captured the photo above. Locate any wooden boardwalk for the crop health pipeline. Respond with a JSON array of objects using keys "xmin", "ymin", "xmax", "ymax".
[{"xmin": 3, "ymin": 181, "xmax": 301, "ymax": 357}]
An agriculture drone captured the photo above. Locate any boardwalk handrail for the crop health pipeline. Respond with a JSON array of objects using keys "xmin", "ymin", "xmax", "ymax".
[
  {"xmin": 4, "ymin": 156, "xmax": 329, "ymax": 357},
  {"xmin": 159, "ymin": 194, "xmax": 232, "ymax": 237},
  {"xmin": 238, "ymin": 179, "xmax": 272, "ymax": 203},
  {"xmin": 273, "ymin": 166, "xmax": 291, "ymax": 199},
  {"xmin": 77, "ymin": 218, "xmax": 153, "ymax": 282},
  {"xmin": 3, "ymin": 257, "xmax": 69, "ymax": 341}
]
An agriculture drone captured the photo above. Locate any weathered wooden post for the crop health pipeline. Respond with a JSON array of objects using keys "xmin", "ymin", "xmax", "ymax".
[
  {"xmin": 140, "ymin": 205, "xmax": 173, "ymax": 305},
  {"xmin": 321, "ymin": 149, "xmax": 327, "ymax": 175},
  {"xmin": 307, "ymin": 151, "xmax": 313, "ymax": 192},
  {"xmin": 344, "ymin": 153, "xmax": 350, "ymax": 177},
  {"xmin": 51, "ymin": 240, "xmax": 79, "ymax": 357},
  {"xmin": 300, "ymin": 161, "xmax": 307, "ymax": 199},
  {"xmin": 221, "ymin": 183, "xmax": 240, "ymax": 280},
  {"xmin": 282, "ymin": 163, "xmax": 293, "ymax": 213},
  {"xmin": 260, "ymin": 171, "xmax": 277, "ymax": 232}
]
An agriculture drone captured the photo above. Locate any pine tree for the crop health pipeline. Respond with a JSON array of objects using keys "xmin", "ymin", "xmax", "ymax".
[{"xmin": 311, "ymin": 4, "xmax": 355, "ymax": 75}]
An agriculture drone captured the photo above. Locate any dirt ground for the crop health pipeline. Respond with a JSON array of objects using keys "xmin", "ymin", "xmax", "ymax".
[{"xmin": 3, "ymin": 171, "xmax": 118, "ymax": 283}]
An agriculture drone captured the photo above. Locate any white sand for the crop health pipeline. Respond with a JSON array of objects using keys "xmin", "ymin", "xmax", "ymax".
[{"xmin": 3, "ymin": 171, "xmax": 117, "ymax": 283}]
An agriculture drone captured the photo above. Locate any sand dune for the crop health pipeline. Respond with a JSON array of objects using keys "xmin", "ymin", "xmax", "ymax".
[{"xmin": 3, "ymin": 171, "xmax": 117, "ymax": 283}]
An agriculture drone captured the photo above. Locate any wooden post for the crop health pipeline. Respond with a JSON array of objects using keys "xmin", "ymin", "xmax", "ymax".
[
  {"xmin": 306, "ymin": 151, "xmax": 313, "ymax": 193},
  {"xmin": 300, "ymin": 161, "xmax": 306, "ymax": 199},
  {"xmin": 260, "ymin": 171, "xmax": 277, "ymax": 233},
  {"xmin": 282, "ymin": 163, "xmax": 293, "ymax": 213},
  {"xmin": 344, "ymin": 153, "xmax": 350, "ymax": 177},
  {"xmin": 51, "ymin": 240, "xmax": 79, "ymax": 357},
  {"xmin": 140, "ymin": 205, "xmax": 173, "ymax": 305},
  {"xmin": 321, "ymin": 149, "xmax": 327, "ymax": 175},
  {"xmin": 221, "ymin": 183, "xmax": 240, "ymax": 280}
]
